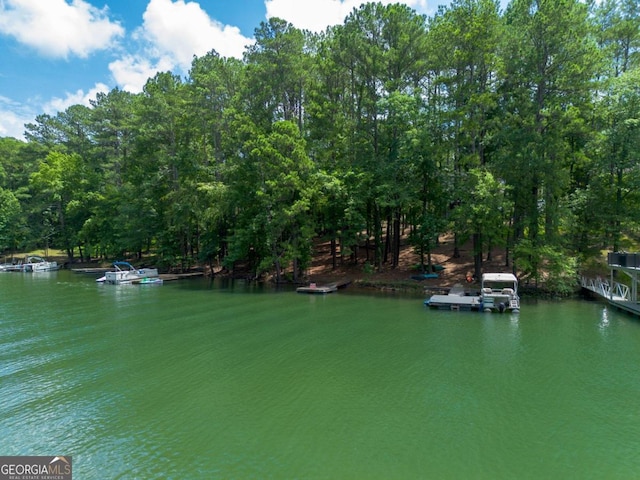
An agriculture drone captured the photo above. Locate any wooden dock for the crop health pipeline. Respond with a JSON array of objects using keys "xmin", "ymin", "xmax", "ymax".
[
  {"xmin": 427, "ymin": 292, "xmax": 482, "ymax": 311},
  {"xmin": 296, "ymin": 280, "xmax": 351, "ymax": 294},
  {"xmin": 158, "ymin": 272, "xmax": 204, "ymax": 282},
  {"xmin": 296, "ymin": 284, "xmax": 337, "ymax": 294},
  {"xmin": 71, "ymin": 267, "xmax": 110, "ymax": 274}
]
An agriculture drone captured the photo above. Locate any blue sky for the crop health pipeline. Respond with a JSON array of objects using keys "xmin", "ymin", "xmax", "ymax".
[{"xmin": 0, "ymin": 0, "xmax": 499, "ymax": 140}]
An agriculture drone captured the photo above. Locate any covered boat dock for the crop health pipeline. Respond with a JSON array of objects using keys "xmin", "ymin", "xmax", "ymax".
[{"xmin": 582, "ymin": 252, "xmax": 640, "ymax": 316}]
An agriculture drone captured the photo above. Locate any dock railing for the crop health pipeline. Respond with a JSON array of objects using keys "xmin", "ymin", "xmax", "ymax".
[{"xmin": 581, "ymin": 276, "xmax": 630, "ymax": 301}]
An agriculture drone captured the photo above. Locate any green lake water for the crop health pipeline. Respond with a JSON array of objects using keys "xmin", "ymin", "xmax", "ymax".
[{"xmin": 1, "ymin": 271, "xmax": 640, "ymax": 479}]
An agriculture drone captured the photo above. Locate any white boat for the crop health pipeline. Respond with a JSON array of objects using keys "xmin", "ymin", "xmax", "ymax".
[
  {"xmin": 2, "ymin": 256, "xmax": 59, "ymax": 272},
  {"xmin": 425, "ymin": 273, "xmax": 520, "ymax": 313},
  {"xmin": 96, "ymin": 261, "xmax": 159, "ymax": 285},
  {"xmin": 478, "ymin": 273, "xmax": 520, "ymax": 313},
  {"xmin": 0, "ymin": 263, "xmax": 23, "ymax": 272},
  {"xmin": 24, "ymin": 256, "xmax": 59, "ymax": 272}
]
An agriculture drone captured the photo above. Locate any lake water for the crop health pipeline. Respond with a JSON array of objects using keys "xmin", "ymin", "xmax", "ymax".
[{"xmin": 1, "ymin": 271, "xmax": 640, "ymax": 479}]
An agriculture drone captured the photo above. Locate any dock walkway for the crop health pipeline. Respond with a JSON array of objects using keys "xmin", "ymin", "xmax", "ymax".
[{"xmin": 582, "ymin": 252, "xmax": 640, "ymax": 316}]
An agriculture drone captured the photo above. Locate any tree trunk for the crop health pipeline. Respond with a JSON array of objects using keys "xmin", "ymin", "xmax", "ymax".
[
  {"xmin": 331, "ymin": 237, "xmax": 337, "ymax": 270},
  {"xmin": 392, "ymin": 207, "xmax": 401, "ymax": 268},
  {"xmin": 473, "ymin": 232, "xmax": 482, "ymax": 280}
]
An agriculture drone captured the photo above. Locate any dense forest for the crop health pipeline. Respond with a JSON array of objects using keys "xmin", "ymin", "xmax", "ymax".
[{"xmin": 0, "ymin": 0, "xmax": 639, "ymax": 289}]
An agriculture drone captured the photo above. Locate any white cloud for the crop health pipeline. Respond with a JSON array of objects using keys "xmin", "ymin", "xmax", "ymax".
[
  {"xmin": 111, "ymin": 0, "xmax": 429, "ymax": 94},
  {"xmin": 141, "ymin": 0, "xmax": 252, "ymax": 66},
  {"xmin": 107, "ymin": 0, "xmax": 254, "ymax": 94},
  {"xmin": 42, "ymin": 83, "xmax": 111, "ymax": 114},
  {"xmin": 264, "ymin": 0, "xmax": 429, "ymax": 32},
  {"xmin": 0, "ymin": 98, "xmax": 31, "ymax": 140},
  {"xmin": 0, "ymin": 0, "xmax": 124, "ymax": 58},
  {"xmin": 0, "ymin": 0, "xmax": 438, "ymax": 140},
  {"xmin": 0, "ymin": 84, "xmax": 113, "ymax": 140},
  {"xmin": 109, "ymin": 55, "xmax": 176, "ymax": 94}
]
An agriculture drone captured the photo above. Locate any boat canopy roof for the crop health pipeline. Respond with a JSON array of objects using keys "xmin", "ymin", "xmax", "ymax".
[
  {"xmin": 113, "ymin": 261, "xmax": 135, "ymax": 269},
  {"xmin": 482, "ymin": 273, "xmax": 518, "ymax": 283}
]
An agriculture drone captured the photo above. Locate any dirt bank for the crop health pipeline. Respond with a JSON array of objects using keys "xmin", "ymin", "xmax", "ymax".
[{"xmin": 304, "ymin": 234, "xmax": 513, "ymax": 291}]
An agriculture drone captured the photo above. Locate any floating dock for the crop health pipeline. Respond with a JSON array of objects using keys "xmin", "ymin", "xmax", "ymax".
[
  {"xmin": 296, "ymin": 280, "xmax": 351, "ymax": 294},
  {"xmin": 427, "ymin": 292, "xmax": 483, "ymax": 311},
  {"xmin": 296, "ymin": 284, "xmax": 337, "ymax": 294},
  {"xmin": 426, "ymin": 284, "xmax": 478, "ymax": 310},
  {"xmin": 582, "ymin": 252, "xmax": 640, "ymax": 316}
]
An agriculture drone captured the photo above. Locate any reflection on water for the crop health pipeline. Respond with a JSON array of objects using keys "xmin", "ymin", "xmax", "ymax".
[
  {"xmin": 600, "ymin": 306, "xmax": 610, "ymax": 330},
  {"xmin": 1, "ymin": 273, "xmax": 640, "ymax": 478}
]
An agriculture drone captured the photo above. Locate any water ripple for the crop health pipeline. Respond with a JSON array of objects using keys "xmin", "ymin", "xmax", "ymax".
[{"xmin": 2, "ymin": 276, "xmax": 640, "ymax": 478}]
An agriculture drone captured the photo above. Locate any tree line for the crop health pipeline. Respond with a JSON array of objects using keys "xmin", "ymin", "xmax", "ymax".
[{"xmin": 0, "ymin": 0, "xmax": 638, "ymax": 289}]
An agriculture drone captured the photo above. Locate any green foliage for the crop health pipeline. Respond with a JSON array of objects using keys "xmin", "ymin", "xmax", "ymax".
[
  {"xmin": 2, "ymin": 1, "xmax": 639, "ymax": 287},
  {"xmin": 514, "ymin": 239, "xmax": 579, "ymax": 295},
  {"xmin": 0, "ymin": 187, "xmax": 23, "ymax": 251},
  {"xmin": 453, "ymin": 168, "xmax": 512, "ymax": 244},
  {"xmin": 225, "ymin": 120, "xmax": 319, "ymax": 280}
]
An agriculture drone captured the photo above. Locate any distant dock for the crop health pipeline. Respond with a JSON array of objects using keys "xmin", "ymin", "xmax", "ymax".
[
  {"xmin": 296, "ymin": 280, "xmax": 351, "ymax": 294},
  {"xmin": 158, "ymin": 272, "xmax": 204, "ymax": 282},
  {"xmin": 582, "ymin": 252, "xmax": 640, "ymax": 316}
]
